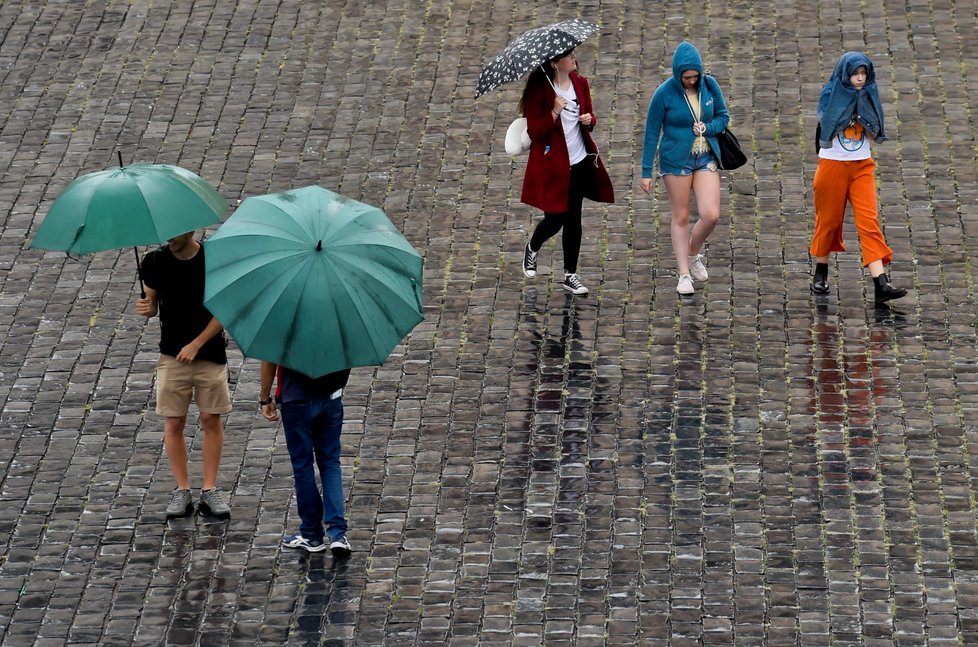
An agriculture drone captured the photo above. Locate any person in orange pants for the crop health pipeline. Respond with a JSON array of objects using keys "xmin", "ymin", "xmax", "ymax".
[{"xmin": 810, "ymin": 52, "xmax": 907, "ymax": 303}]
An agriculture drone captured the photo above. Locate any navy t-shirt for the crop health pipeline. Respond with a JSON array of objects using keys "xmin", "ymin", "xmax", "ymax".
[
  {"xmin": 139, "ymin": 245, "xmax": 227, "ymax": 365},
  {"xmin": 277, "ymin": 367, "xmax": 351, "ymax": 405}
]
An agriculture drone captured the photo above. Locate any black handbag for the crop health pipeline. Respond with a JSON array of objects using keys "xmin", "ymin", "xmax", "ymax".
[
  {"xmin": 683, "ymin": 86, "xmax": 748, "ymax": 170},
  {"xmin": 716, "ymin": 128, "xmax": 747, "ymax": 170}
]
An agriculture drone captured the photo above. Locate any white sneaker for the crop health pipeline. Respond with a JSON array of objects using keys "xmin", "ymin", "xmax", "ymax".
[
  {"xmin": 329, "ymin": 535, "xmax": 352, "ymax": 559},
  {"xmin": 676, "ymin": 274, "xmax": 694, "ymax": 295},
  {"xmin": 522, "ymin": 243, "xmax": 538, "ymax": 278},
  {"xmin": 563, "ymin": 273, "xmax": 589, "ymax": 295},
  {"xmin": 688, "ymin": 254, "xmax": 708, "ymax": 281}
]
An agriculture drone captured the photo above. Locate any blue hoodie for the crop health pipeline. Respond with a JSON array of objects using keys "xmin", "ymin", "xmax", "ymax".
[
  {"xmin": 642, "ymin": 41, "xmax": 730, "ymax": 177},
  {"xmin": 817, "ymin": 52, "xmax": 886, "ymax": 149}
]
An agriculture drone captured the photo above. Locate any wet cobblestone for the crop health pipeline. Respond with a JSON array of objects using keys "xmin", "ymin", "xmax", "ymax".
[{"xmin": 2, "ymin": 0, "xmax": 978, "ymax": 645}]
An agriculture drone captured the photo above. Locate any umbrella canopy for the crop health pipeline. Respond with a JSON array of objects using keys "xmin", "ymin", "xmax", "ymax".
[
  {"xmin": 474, "ymin": 19, "xmax": 600, "ymax": 99},
  {"xmin": 203, "ymin": 186, "xmax": 424, "ymax": 378},
  {"xmin": 31, "ymin": 163, "xmax": 227, "ymax": 254}
]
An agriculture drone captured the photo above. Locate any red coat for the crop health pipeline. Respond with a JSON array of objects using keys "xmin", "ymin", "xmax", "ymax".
[{"xmin": 520, "ymin": 71, "xmax": 615, "ymax": 213}]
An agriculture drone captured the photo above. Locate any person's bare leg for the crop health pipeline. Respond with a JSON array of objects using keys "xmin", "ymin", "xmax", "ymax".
[
  {"xmin": 164, "ymin": 416, "xmax": 190, "ymax": 489},
  {"xmin": 199, "ymin": 412, "xmax": 224, "ymax": 491},
  {"xmin": 688, "ymin": 170, "xmax": 721, "ymax": 255},
  {"xmin": 663, "ymin": 174, "xmax": 694, "ymax": 274}
]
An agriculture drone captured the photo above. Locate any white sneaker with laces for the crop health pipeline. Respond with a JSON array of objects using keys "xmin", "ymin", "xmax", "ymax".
[
  {"xmin": 330, "ymin": 535, "xmax": 352, "ymax": 559},
  {"xmin": 676, "ymin": 273, "xmax": 694, "ymax": 295},
  {"xmin": 688, "ymin": 254, "xmax": 708, "ymax": 281},
  {"xmin": 522, "ymin": 244, "xmax": 538, "ymax": 278},
  {"xmin": 282, "ymin": 532, "xmax": 327, "ymax": 553},
  {"xmin": 563, "ymin": 273, "xmax": 589, "ymax": 295}
]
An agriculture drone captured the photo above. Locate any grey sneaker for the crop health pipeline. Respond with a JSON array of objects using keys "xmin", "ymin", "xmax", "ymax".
[
  {"xmin": 676, "ymin": 273, "xmax": 694, "ymax": 295},
  {"xmin": 198, "ymin": 487, "xmax": 230, "ymax": 518},
  {"xmin": 165, "ymin": 488, "xmax": 193, "ymax": 519},
  {"xmin": 688, "ymin": 254, "xmax": 708, "ymax": 281}
]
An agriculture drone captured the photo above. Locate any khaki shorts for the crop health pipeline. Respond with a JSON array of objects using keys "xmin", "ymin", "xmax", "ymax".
[{"xmin": 156, "ymin": 355, "xmax": 232, "ymax": 417}]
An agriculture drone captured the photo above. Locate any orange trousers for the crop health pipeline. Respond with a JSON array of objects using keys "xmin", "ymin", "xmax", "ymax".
[{"xmin": 810, "ymin": 158, "xmax": 893, "ymax": 267}]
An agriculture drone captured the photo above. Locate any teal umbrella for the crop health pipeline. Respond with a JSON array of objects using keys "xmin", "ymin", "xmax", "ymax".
[
  {"xmin": 203, "ymin": 186, "xmax": 424, "ymax": 378},
  {"xmin": 30, "ymin": 161, "xmax": 227, "ymax": 297},
  {"xmin": 31, "ymin": 162, "xmax": 227, "ymax": 254}
]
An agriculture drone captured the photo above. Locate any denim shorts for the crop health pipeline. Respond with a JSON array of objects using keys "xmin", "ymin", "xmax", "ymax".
[{"xmin": 664, "ymin": 150, "xmax": 718, "ymax": 176}]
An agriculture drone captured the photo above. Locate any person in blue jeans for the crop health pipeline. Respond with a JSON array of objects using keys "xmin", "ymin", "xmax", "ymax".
[{"xmin": 260, "ymin": 362, "xmax": 352, "ymax": 558}]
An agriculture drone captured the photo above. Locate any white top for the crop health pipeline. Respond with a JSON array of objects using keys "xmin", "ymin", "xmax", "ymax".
[
  {"xmin": 554, "ymin": 81, "xmax": 587, "ymax": 165},
  {"xmin": 819, "ymin": 121, "xmax": 872, "ymax": 161}
]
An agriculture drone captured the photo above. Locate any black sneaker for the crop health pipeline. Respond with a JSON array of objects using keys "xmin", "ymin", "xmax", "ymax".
[
  {"xmin": 329, "ymin": 535, "xmax": 352, "ymax": 559},
  {"xmin": 563, "ymin": 273, "xmax": 588, "ymax": 295},
  {"xmin": 522, "ymin": 244, "xmax": 538, "ymax": 278}
]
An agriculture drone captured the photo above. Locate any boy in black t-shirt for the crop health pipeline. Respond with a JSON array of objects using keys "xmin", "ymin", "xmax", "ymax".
[{"xmin": 137, "ymin": 230, "xmax": 232, "ymax": 519}]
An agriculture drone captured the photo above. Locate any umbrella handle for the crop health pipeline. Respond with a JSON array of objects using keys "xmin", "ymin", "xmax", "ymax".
[
  {"xmin": 540, "ymin": 65, "xmax": 558, "ymax": 92},
  {"xmin": 133, "ymin": 246, "xmax": 145, "ymax": 298}
]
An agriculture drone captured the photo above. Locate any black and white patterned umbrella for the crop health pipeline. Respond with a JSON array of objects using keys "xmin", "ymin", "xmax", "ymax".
[{"xmin": 474, "ymin": 19, "xmax": 600, "ymax": 99}]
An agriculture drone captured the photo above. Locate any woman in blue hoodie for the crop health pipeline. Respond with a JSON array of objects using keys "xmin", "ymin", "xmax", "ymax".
[{"xmin": 640, "ymin": 41, "xmax": 729, "ymax": 296}]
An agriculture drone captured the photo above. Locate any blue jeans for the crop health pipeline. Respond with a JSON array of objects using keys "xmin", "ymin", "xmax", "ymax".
[{"xmin": 280, "ymin": 395, "xmax": 346, "ymax": 542}]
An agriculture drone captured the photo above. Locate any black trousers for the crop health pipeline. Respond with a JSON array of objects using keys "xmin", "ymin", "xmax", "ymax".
[{"xmin": 529, "ymin": 159, "xmax": 595, "ymax": 274}]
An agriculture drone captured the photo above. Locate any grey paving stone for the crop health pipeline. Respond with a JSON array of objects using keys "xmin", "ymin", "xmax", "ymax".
[{"xmin": 2, "ymin": 0, "xmax": 978, "ymax": 645}]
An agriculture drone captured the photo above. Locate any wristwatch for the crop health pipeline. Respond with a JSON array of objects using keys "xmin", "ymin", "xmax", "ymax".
[{"xmin": 259, "ymin": 397, "xmax": 274, "ymax": 406}]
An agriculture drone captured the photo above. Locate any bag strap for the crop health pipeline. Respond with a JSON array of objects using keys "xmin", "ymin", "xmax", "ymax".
[
  {"xmin": 683, "ymin": 80, "xmax": 728, "ymax": 136},
  {"xmin": 682, "ymin": 90, "xmax": 697, "ymax": 121}
]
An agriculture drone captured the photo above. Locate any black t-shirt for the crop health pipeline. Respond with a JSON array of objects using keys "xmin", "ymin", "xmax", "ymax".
[{"xmin": 139, "ymin": 245, "xmax": 227, "ymax": 365}]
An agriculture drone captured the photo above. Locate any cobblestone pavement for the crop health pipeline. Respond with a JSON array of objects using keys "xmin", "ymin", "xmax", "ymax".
[{"xmin": 2, "ymin": 0, "xmax": 978, "ymax": 645}]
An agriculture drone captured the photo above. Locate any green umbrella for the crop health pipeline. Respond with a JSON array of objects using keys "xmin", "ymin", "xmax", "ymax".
[
  {"xmin": 31, "ymin": 162, "xmax": 228, "ymax": 254},
  {"xmin": 203, "ymin": 186, "xmax": 424, "ymax": 378}
]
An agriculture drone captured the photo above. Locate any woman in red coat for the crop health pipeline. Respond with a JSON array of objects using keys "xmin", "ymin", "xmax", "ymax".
[{"xmin": 519, "ymin": 48, "xmax": 614, "ymax": 295}]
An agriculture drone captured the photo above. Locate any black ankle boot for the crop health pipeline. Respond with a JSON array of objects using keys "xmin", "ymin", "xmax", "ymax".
[
  {"xmin": 873, "ymin": 273, "xmax": 907, "ymax": 303},
  {"xmin": 811, "ymin": 263, "xmax": 829, "ymax": 294}
]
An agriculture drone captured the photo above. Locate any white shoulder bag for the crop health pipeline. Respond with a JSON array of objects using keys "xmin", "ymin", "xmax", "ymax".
[
  {"xmin": 505, "ymin": 68, "xmax": 566, "ymax": 156},
  {"xmin": 505, "ymin": 117, "xmax": 531, "ymax": 155}
]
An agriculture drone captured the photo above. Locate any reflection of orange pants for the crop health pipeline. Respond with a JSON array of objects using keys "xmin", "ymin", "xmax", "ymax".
[{"xmin": 810, "ymin": 158, "xmax": 893, "ymax": 267}]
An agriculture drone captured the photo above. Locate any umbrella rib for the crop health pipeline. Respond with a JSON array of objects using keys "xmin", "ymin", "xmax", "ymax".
[
  {"xmin": 334, "ymin": 260, "xmax": 421, "ymax": 313},
  {"xmin": 325, "ymin": 258, "xmax": 415, "ymax": 353},
  {"xmin": 129, "ymin": 172, "xmax": 165, "ymax": 244},
  {"xmin": 279, "ymin": 255, "xmax": 337, "ymax": 376}
]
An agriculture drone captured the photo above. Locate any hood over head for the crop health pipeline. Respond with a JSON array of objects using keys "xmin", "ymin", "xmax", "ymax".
[
  {"xmin": 817, "ymin": 51, "xmax": 886, "ymax": 147},
  {"xmin": 833, "ymin": 51, "xmax": 875, "ymax": 87},
  {"xmin": 671, "ymin": 41, "xmax": 703, "ymax": 87}
]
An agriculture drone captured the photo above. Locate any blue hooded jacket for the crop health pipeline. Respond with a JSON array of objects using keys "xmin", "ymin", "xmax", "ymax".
[
  {"xmin": 642, "ymin": 41, "xmax": 730, "ymax": 176},
  {"xmin": 817, "ymin": 52, "xmax": 886, "ymax": 149}
]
